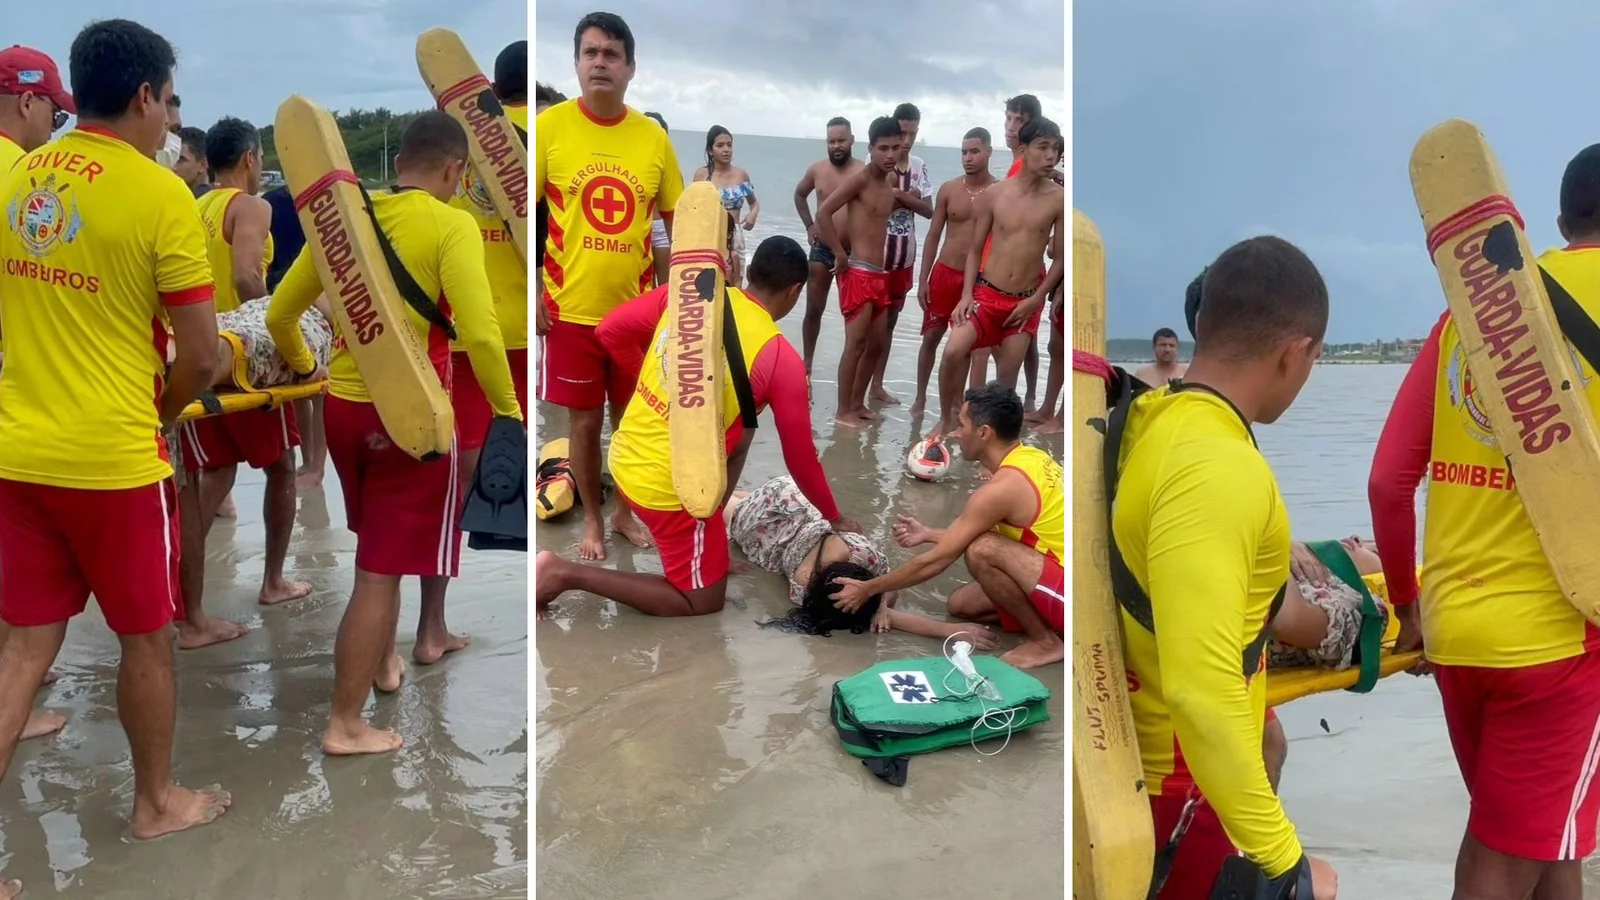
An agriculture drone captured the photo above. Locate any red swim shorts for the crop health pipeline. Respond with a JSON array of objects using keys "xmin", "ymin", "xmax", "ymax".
[
  {"xmin": 922, "ymin": 261, "xmax": 966, "ymax": 335},
  {"xmin": 1436, "ymin": 650, "xmax": 1600, "ymax": 861},
  {"xmin": 970, "ymin": 281, "xmax": 1043, "ymax": 350},
  {"xmin": 838, "ymin": 266, "xmax": 890, "ymax": 323},
  {"xmin": 619, "ymin": 489, "xmax": 730, "ymax": 593},
  {"xmin": 1148, "ymin": 790, "xmax": 1237, "ymax": 899},
  {"xmin": 178, "ymin": 404, "xmax": 299, "ymax": 473},
  {"xmin": 0, "ymin": 477, "xmax": 181, "ymax": 635},
  {"xmin": 886, "ymin": 265, "xmax": 914, "ymax": 312},
  {"xmin": 452, "ymin": 348, "xmax": 530, "ymax": 452},
  {"xmin": 537, "ymin": 318, "xmax": 636, "ymax": 411},
  {"xmin": 323, "ymin": 395, "xmax": 463, "ymax": 577},
  {"xmin": 994, "ymin": 552, "xmax": 1065, "ymax": 634}
]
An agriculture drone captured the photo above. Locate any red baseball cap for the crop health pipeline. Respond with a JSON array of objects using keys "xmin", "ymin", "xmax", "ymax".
[{"xmin": 0, "ymin": 46, "xmax": 75, "ymax": 115}]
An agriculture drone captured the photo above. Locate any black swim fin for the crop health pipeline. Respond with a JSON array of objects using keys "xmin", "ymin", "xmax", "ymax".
[{"xmin": 460, "ymin": 416, "xmax": 528, "ymax": 552}]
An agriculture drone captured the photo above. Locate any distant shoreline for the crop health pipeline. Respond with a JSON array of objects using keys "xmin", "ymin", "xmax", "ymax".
[{"xmin": 1108, "ymin": 357, "xmax": 1408, "ymax": 366}]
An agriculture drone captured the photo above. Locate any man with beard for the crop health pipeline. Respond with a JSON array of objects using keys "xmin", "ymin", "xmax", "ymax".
[
  {"xmin": 911, "ymin": 127, "xmax": 997, "ymax": 417},
  {"xmin": 1134, "ymin": 327, "xmax": 1188, "ymax": 386},
  {"xmin": 793, "ymin": 116, "xmax": 863, "ymax": 375}
]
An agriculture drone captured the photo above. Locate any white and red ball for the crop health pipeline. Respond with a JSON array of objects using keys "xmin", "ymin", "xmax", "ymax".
[{"xmin": 906, "ymin": 439, "xmax": 952, "ymax": 482}]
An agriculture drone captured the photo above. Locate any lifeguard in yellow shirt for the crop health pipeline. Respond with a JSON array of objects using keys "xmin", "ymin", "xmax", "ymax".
[
  {"xmin": 1111, "ymin": 237, "xmax": 1335, "ymax": 899},
  {"xmin": 829, "ymin": 382, "xmax": 1065, "ymax": 670},
  {"xmin": 268, "ymin": 112, "xmax": 522, "ymax": 757}
]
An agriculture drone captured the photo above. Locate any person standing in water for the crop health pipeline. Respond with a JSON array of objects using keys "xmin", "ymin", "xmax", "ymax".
[
  {"xmin": 693, "ymin": 125, "xmax": 759, "ymax": 287},
  {"xmin": 1368, "ymin": 143, "xmax": 1600, "ymax": 900},
  {"xmin": 0, "ymin": 43, "xmax": 73, "ymax": 747},
  {"xmin": 867, "ymin": 102, "xmax": 934, "ymax": 407},
  {"xmin": 177, "ymin": 116, "xmax": 311, "ymax": 649},
  {"xmin": 925, "ymin": 118, "xmax": 1063, "ymax": 444},
  {"xmin": 815, "ymin": 116, "xmax": 905, "ymax": 428},
  {"xmin": 1134, "ymin": 327, "xmax": 1188, "ymax": 386},
  {"xmin": 793, "ymin": 116, "xmax": 864, "ymax": 375},
  {"xmin": 0, "ymin": 24, "xmax": 235, "ymax": 898},
  {"xmin": 970, "ymin": 93, "xmax": 1044, "ymax": 395},
  {"xmin": 911, "ymin": 127, "xmax": 997, "ymax": 417},
  {"xmin": 535, "ymin": 12, "xmax": 682, "ymax": 561}
]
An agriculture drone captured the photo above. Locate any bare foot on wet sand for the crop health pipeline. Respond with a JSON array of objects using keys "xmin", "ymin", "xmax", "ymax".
[
  {"xmin": 1023, "ymin": 408, "xmax": 1048, "ymax": 424},
  {"xmin": 1000, "ymin": 638, "xmax": 1065, "ymax": 670},
  {"xmin": 258, "ymin": 579, "xmax": 313, "ymax": 606},
  {"xmin": 40, "ymin": 669, "xmax": 57, "ymax": 688},
  {"xmin": 129, "ymin": 784, "xmax": 232, "ymax": 841},
  {"xmin": 295, "ymin": 470, "xmax": 323, "ymax": 492},
  {"xmin": 413, "ymin": 632, "xmax": 470, "ymax": 666},
  {"xmin": 909, "ymin": 399, "xmax": 927, "ymax": 417},
  {"xmin": 323, "ymin": 722, "xmax": 403, "ymax": 756},
  {"xmin": 374, "ymin": 654, "xmax": 405, "ymax": 693},
  {"xmin": 578, "ymin": 521, "xmax": 607, "ymax": 561},
  {"xmin": 611, "ymin": 511, "xmax": 654, "ymax": 549},
  {"xmin": 23, "ymin": 710, "xmax": 66, "ymax": 741},
  {"xmin": 535, "ymin": 551, "xmax": 564, "ymax": 615},
  {"xmin": 1036, "ymin": 416, "xmax": 1064, "ymax": 435},
  {"xmin": 834, "ymin": 411, "xmax": 868, "ymax": 429},
  {"xmin": 870, "ymin": 386, "xmax": 900, "ymax": 406},
  {"xmin": 216, "ymin": 492, "xmax": 238, "ymax": 519},
  {"xmin": 177, "ymin": 617, "xmax": 250, "ymax": 650},
  {"xmin": 0, "ymin": 877, "xmax": 19, "ymax": 899}
]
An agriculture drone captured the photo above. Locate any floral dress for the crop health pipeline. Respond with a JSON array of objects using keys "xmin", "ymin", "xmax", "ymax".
[
  {"xmin": 728, "ymin": 476, "xmax": 887, "ymax": 604},
  {"xmin": 217, "ymin": 298, "xmax": 333, "ymax": 391},
  {"xmin": 1266, "ymin": 570, "xmax": 1389, "ymax": 670}
]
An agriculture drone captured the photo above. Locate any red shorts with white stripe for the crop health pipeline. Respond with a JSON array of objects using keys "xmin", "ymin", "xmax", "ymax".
[
  {"xmin": 994, "ymin": 553, "xmax": 1065, "ymax": 634},
  {"xmin": 620, "ymin": 489, "xmax": 730, "ymax": 592},
  {"xmin": 0, "ymin": 478, "xmax": 181, "ymax": 635},
  {"xmin": 178, "ymin": 404, "xmax": 299, "ymax": 473},
  {"xmin": 323, "ymin": 396, "xmax": 463, "ymax": 577},
  {"xmin": 1436, "ymin": 651, "xmax": 1600, "ymax": 861}
]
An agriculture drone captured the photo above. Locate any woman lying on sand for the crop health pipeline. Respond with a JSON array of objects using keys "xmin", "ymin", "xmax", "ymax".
[
  {"xmin": 725, "ymin": 476, "xmax": 998, "ymax": 648},
  {"xmin": 1263, "ymin": 535, "xmax": 1386, "ymax": 790}
]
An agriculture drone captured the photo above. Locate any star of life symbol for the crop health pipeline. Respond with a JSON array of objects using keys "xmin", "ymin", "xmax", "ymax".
[
  {"xmin": 6, "ymin": 173, "xmax": 83, "ymax": 258},
  {"xmin": 880, "ymin": 670, "xmax": 936, "ymax": 703}
]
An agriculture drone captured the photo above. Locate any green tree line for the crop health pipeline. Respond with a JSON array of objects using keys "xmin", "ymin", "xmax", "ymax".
[{"xmin": 260, "ymin": 107, "xmax": 424, "ymax": 184}]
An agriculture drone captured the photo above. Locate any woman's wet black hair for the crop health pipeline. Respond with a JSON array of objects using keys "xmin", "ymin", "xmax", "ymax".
[
  {"xmin": 758, "ymin": 560, "xmax": 881, "ymax": 636},
  {"xmin": 705, "ymin": 124, "xmax": 731, "ymax": 174}
]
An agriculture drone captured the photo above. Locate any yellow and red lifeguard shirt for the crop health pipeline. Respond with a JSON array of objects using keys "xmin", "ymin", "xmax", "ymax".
[
  {"xmin": 1382, "ymin": 246, "xmax": 1600, "ymax": 669},
  {"xmin": 993, "ymin": 444, "xmax": 1063, "ymax": 561},
  {"xmin": 1111, "ymin": 386, "xmax": 1301, "ymax": 879},
  {"xmin": 450, "ymin": 102, "xmax": 528, "ymax": 351},
  {"xmin": 535, "ymin": 98, "xmax": 684, "ymax": 326},
  {"xmin": 0, "ymin": 125, "xmax": 214, "ymax": 489},
  {"xmin": 598, "ymin": 284, "xmax": 839, "ymax": 519},
  {"xmin": 196, "ymin": 186, "xmax": 274, "ymax": 313},
  {"xmin": 0, "ymin": 130, "xmax": 23, "ymax": 173},
  {"xmin": 266, "ymin": 188, "xmax": 519, "ymax": 420}
]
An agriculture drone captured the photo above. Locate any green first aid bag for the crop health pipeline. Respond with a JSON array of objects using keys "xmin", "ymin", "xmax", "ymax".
[{"xmin": 830, "ymin": 655, "xmax": 1052, "ymax": 772}]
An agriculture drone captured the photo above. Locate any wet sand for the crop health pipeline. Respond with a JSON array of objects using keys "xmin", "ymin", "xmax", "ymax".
[
  {"xmin": 535, "ymin": 311, "xmax": 1065, "ymax": 900},
  {"xmin": 4, "ymin": 466, "xmax": 528, "ymax": 898}
]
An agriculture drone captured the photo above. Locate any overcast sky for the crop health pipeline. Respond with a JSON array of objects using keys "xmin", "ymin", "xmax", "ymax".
[
  {"xmin": 11, "ymin": 1, "xmax": 524, "ymax": 134},
  {"xmin": 534, "ymin": 1, "xmax": 1065, "ymax": 147},
  {"xmin": 1075, "ymin": 0, "xmax": 1600, "ymax": 343}
]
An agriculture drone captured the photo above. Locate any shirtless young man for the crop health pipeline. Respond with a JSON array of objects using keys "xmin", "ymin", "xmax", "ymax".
[
  {"xmin": 0, "ymin": 23, "xmax": 234, "ymax": 896},
  {"xmin": 793, "ymin": 116, "xmax": 864, "ymax": 374},
  {"xmin": 868, "ymin": 102, "xmax": 935, "ymax": 406},
  {"xmin": 815, "ymin": 116, "xmax": 904, "ymax": 427},
  {"xmin": 927, "ymin": 118, "xmax": 1064, "ymax": 444},
  {"xmin": 911, "ymin": 127, "xmax": 997, "ymax": 417},
  {"xmin": 1133, "ymin": 327, "xmax": 1188, "ymax": 386},
  {"xmin": 970, "ymin": 93, "xmax": 1042, "ymax": 392},
  {"xmin": 176, "ymin": 117, "xmax": 311, "ymax": 650},
  {"xmin": 831, "ymin": 383, "xmax": 1064, "ymax": 669}
]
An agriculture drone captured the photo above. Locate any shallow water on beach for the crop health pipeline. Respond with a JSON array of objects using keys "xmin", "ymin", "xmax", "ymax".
[
  {"xmin": 1260, "ymin": 363, "xmax": 1600, "ymax": 895},
  {"xmin": 534, "ymin": 294, "xmax": 1067, "ymax": 898},
  {"xmin": 3, "ymin": 467, "xmax": 528, "ymax": 899}
]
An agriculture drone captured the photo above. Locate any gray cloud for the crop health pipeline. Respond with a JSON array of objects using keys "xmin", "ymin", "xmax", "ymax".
[
  {"xmin": 535, "ymin": 1, "xmax": 1064, "ymax": 144},
  {"xmin": 1075, "ymin": 0, "xmax": 1600, "ymax": 343},
  {"xmin": 12, "ymin": 1, "xmax": 524, "ymax": 133}
]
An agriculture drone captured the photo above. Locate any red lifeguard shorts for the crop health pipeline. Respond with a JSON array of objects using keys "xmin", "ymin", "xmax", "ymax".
[
  {"xmin": 993, "ymin": 553, "xmax": 1065, "ymax": 634},
  {"xmin": 178, "ymin": 405, "xmax": 299, "ymax": 473}
]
